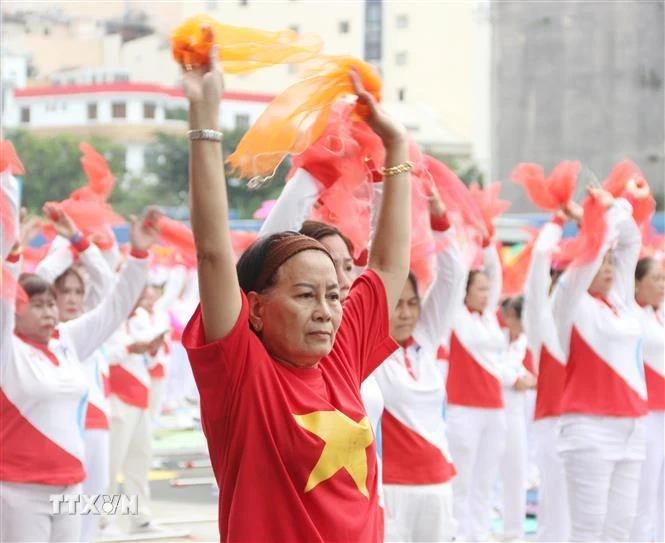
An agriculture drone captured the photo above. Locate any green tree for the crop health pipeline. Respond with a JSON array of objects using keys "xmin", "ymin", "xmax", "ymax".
[
  {"xmin": 429, "ymin": 153, "xmax": 484, "ymax": 187},
  {"xmin": 6, "ymin": 130, "xmax": 126, "ymax": 212},
  {"xmin": 143, "ymin": 127, "xmax": 287, "ymax": 218}
]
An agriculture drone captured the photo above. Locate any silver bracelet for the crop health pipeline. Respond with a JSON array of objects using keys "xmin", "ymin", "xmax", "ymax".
[{"xmin": 187, "ymin": 129, "xmax": 223, "ymax": 142}]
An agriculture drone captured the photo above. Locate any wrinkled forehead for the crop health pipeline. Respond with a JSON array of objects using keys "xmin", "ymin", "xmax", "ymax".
[{"xmin": 274, "ymin": 250, "xmax": 338, "ymax": 288}]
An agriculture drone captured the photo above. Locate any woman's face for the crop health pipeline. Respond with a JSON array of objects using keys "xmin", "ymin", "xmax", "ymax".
[
  {"xmin": 390, "ymin": 278, "xmax": 420, "ymax": 344},
  {"xmin": 502, "ymin": 306, "xmax": 522, "ymax": 339},
  {"xmin": 55, "ymin": 271, "xmax": 85, "ymax": 322},
  {"xmin": 589, "ymin": 252, "xmax": 614, "ymax": 298},
  {"xmin": 249, "ymin": 250, "xmax": 343, "ymax": 368},
  {"xmin": 636, "ymin": 260, "xmax": 665, "ymax": 309},
  {"xmin": 15, "ymin": 292, "xmax": 59, "ymax": 344},
  {"xmin": 465, "ymin": 272, "xmax": 489, "ymax": 313},
  {"xmin": 318, "ymin": 234, "xmax": 353, "ymax": 301}
]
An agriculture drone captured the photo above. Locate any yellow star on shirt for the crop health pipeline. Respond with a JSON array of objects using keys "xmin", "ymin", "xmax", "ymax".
[{"xmin": 293, "ymin": 409, "xmax": 374, "ymax": 498}]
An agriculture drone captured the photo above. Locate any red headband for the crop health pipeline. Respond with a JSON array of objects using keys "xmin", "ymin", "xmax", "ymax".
[{"xmin": 254, "ymin": 235, "xmax": 332, "ymax": 292}]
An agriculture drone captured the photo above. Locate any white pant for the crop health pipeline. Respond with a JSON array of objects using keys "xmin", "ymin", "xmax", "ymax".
[
  {"xmin": 499, "ymin": 390, "xmax": 527, "ymax": 540},
  {"xmin": 80, "ymin": 429, "xmax": 110, "ymax": 542},
  {"xmin": 631, "ymin": 411, "xmax": 665, "ymax": 542},
  {"xmin": 558, "ymin": 415, "xmax": 646, "ymax": 542},
  {"xmin": 0, "ymin": 482, "xmax": 81, "ymax": 542},
  {"xmin": 107, "ymin": 397, "xmax": 152, "ymax": 529},
  {"xmin": 384, "ymin": 483, "xmax": 457, "ymax": 542},
  {"xmin": 149, "ymin": 377, "xmax": 165, "ymax": 422},
  {"xmin": 447, "ymin": 405, "xmax": 506, "ymax": 542},
  {"xmin": 533, "ymin": 417, "xmax": 569, "ymax": 542}
]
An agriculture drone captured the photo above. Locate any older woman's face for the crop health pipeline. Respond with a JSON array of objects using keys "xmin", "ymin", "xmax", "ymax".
[
  {"xmin": 251, "ymin": 250, "xmax": 343, "ymax": 368},
  {"xmin": 15, "ymin": 291, "xmax": 59, "ymax": 344}
]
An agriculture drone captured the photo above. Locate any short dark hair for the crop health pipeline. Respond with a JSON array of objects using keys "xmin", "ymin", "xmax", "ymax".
[
  {"xmin": 466, "ymin": 270, "xmax": 486, "ymax": 293},
  {"xmin": 504, "ymin": 295, "xmax": 524, "ymax": 320},
  {"xmin": 236, "ymin": 231, "xmax": 303, "ymax": 293},
  {"xmin": 636, "ymin": 257, "xmax": 655, "ymax": 282},
  {"xmin": 18, "ymin": 273, "xmax": 56, "ymax": 300},
  {"xmin": 299, "ymin": 220, "xmax": 354, "ymax": 256},
  {"xmin": 54, "ymin": 267, "xmax": 85, "ymax": 293},
  {"xmin": 406, "ymin": 271, "xmax": 420, "ymax": 301}
]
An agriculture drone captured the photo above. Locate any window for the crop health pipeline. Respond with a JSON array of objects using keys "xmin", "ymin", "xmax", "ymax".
[
  {"xmin": 398, "ymin": 88, "xmax": 406, "ymax": 102},
  {"xmin": 46, "ymin": 103, "xmax": 57, "ymax": 112},
  {"xmin": 396, "ymin": 14, "xmax": 408, "ymax": 29},
  {"xmin": 112, "ymin": 102, "xmax": 126, "ymax": 119},
  {"xmin": 143, "ymin": 103, "xmax": 156, "ymax": 119},
  {"xmin": 289, "ymin": 24, "xmax": 299, "ymax": 34},
  {"xmin": 239, "ymin": 0, "xmax": 248, "ymax": 5},
  {"xmin": 235, "ymin": 114, "xmax": 250, "ymax": 131},
  {"xmin": 339, "ymin": 20, "xmax": 350, "ymax": 34},
  {"xmin": 364, "ymin": 0, "xmax": 382, "ymax": 63},
  {"xmin": 206, "ymin": 0, "xmax": 218, "ymax": 8},
  {"xmin": 395, "ymin": 51, "xmax": 408, "ymax": 66},
  {"xmin": 20, "ymin": 107, "xmax": 30, "ymax": 124},
  {"xmin": 114, "ymin": 74, "xmax": 129, "ymax": 82},
  {"xmin": 87, "ymin": 103, "xmax": 97, "ymax": 120}
]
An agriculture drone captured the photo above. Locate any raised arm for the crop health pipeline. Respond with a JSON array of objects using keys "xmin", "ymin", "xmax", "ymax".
[
  {"xmin": 259, "ymin": 168, "xmax": 323, "ymax": 237},
  {"xmin": 153, "ymin": 264, "xmax": 187, "ymax": 315},
  {"xmin": 184, "ymin": 45, "xmax": 240, "ymax": 343},
  {"xmin": 552, "ymin": 191, "xmax": 620, "ymax": 354},
  {"xmin": 1, "ymin": 170, "xmax": 21, "ymax": 369},
  {"xmin": 523, "ymin": 216, "xmax": 564, "ymax": 357},
  {"xmin": 58, "ymin": 210, "xmax": 160, "ymax": 362},
  {"xmin": 34, "ymin": 236, "xmax": 74, "ymax": 284},
  {"xmin": 414, "ymin": 193, "xmax": 468, "ymax": 349},
  {"xmin": 611, "ymin": 188, "xmax": 644, "ymax": 306},
  {"xmin": 352, "ymin": 73, "xmax": 411, "ymax": 311}
]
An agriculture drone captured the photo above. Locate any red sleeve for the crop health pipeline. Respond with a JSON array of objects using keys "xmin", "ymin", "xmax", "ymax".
[
  {"xmin": 182, "ymin": 291, "xmax": 259, "ymax": 414},
  {"xmin": 335, "ymin": 270, "xmax": 396, "ymax": 381}
]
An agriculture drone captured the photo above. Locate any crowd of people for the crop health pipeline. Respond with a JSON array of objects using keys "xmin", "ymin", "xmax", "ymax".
[{"xmin": 1, "ymin": 28, "xmax": 664, "ymax": 543}]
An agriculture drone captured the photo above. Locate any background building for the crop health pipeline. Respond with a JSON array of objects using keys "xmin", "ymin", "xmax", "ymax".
[{"xmin": 492, "ymin": 0, "xmax": 665, "ymax": 210}]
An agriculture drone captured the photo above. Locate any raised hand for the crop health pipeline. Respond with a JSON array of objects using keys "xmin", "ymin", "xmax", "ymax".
[
  {"xmin": 19, "ymin": 208, "xmax": 43, "ymax": 247},
  {"xmin": 625, "ymin": 176, "xmax": 650, "ymax": 200},
  {"xmin": 182, "ymin": 27, "xmax": 224, "ymax": 128},
  {"xmin": 562, "ymin": 200, "xmax": 583, "ymax": 223},
  {"xmin": 428, "ymin": 185, "xmax": 447, "ymax": 218},
  {"xmin": 129, "ymin": 206, "xmax": 163, "ymax": 252},
  {"xmin": 587, "ymin": 186, "xmax": 614, "ymax": 209},
  {"xmin": 42, "ymin": 202, "xmax": 79, "ymax": 239},
  {"xmin": 350, "ymin": 68, "xmax": 406, "ymax": 148}
]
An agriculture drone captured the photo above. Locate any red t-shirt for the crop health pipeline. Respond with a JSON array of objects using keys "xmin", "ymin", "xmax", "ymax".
[{"xmin": 183, "ymin": 270, "xmax": 395, "ymax": 542}]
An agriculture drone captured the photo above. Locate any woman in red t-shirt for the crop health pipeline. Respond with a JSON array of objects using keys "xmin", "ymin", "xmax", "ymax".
[{"xmin": 180, "ymin": 48, "xmax": 412, "ymax": 541}]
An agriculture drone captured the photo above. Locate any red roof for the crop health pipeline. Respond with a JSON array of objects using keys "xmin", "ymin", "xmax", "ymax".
[{"xmin": 14, "ymin": 82, "xmax": 275, "ymax": 103}]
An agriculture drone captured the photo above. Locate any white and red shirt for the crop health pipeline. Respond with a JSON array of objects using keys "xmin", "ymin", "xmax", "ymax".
[
  {"xmin": 110, "ymin": 307, "xmax": 154, "ymax": 409},
  {"xmin": 637, "ymin": 303, "xmax": 664, "ymax": 411},
  {"xmin": 523, "ymin": 220, "xmax": 567, "ymax": 420},
  {"xmin": 552, "ymin": 199, "xmax": 647, "ymax": 417},
  {"xmin": 447, "ymin": 244, "xmax": 514, "ymax": 408},
  {"xmin": 1, "ymin": 254, "xmax": 149, "ymax": 485},
  {"xmin": 375, "ymin": 225, "xmax": 466, "ymax": 485}
]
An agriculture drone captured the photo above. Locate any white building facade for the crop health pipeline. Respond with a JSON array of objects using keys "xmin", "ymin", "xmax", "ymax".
[{"xmin": 3, "ymin": 82, "xmax": 273, "ymax": 173}]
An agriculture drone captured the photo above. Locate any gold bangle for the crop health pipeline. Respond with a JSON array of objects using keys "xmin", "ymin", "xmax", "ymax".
[{"xmin": 381, "ymin": 161, "xmax": 414, "ymax": 178}]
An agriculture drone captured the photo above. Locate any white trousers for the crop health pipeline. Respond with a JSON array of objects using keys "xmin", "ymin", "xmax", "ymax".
[
  {"xmin": 533, "ymin": 417, "xmax": 569, "ymax": 542},
  {"xmin": 384, "ymin": 483, "xmax": 457, "ymax": 542},
  {"xmin": 149, "ymin": 377, "xmax": 165, "ymax": 422},
  {"xmin": 499, "ymin": 390, "xmax": 527, "ymax": 540},
  {"xmin": 0, "ymin": 482, "xmax": 81, "ymax": 542},
  {"xmin": 631, "ymin": 410, "xmax": 665, "ymax": 542},
  {"xmin": 107, "ymin": 397, "xmax": 152, "ymax": 529},
  {"xmin": 558, "ymin": 414, "xmax": 646, "ymax": 542},
  {"xmin": 80, "ymin": 429, "xmax": 110, "ymax": 542},
  {"xmin": 447, "ymin": 405, "xmax": 506, "ymax": 542},
  {"xmin": 165, "ymin": 342, "xmax": 197, "ymax": 405}
]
